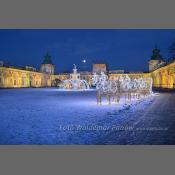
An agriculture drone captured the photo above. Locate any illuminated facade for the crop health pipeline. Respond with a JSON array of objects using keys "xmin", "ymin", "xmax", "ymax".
[
  {"xmin": 0, "ymin": 48, "xmax": 175, "ymax": 89},
  {"xmin": 150, "ymin": 61, "xmax": 175, "ymax": 89},
  {"xmin": 0, "ymin": 66, "xmax": 53, "ymax": 88},
  {"xmin": 149, "ymin": 46, "xmax": 175, "ymax": 89},
  {"xmin": 93, "ymin": 64, "xmax": 107, "ymax": 73}
]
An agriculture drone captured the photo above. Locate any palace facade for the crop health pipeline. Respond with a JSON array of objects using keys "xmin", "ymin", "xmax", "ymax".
[{"xmin": 0, "ymin": 47, "xmax": 175, "ymax": 89}]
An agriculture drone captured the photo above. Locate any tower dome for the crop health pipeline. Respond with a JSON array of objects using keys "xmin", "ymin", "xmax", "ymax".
[
  {"xmin": 151, "ymin": 45, "xmax": 163, "ymax": 60},
  {"xmin": 42, "ymin": 52, "xmax": 53, "ymax": 64}
]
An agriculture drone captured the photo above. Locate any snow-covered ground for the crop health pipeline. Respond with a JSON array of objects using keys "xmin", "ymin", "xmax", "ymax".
[{"xmin": 0, "ymin": 88, "xmax": 174, "ymax": 144}]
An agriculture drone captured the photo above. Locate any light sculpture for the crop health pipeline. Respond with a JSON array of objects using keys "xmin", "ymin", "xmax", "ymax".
[
  {"xmin": 92, "ymin": 72, "xmax": 153, "ymax": 104},
  {"xmin": 61, "ymin": 64, "xmax": 90, "ymax": 90}
]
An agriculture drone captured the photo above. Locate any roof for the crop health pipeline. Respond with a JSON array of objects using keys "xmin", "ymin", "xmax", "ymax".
[
  {"xmin": 150, "ymin": 45, "xmax": 164, "ymax": 60},
  {"xmin": 42, "ymin": 52, "xmax": 53, "ymax": 65}
]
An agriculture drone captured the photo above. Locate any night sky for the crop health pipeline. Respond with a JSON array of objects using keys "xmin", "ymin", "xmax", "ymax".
[{"xmin": 0, "ymin": 29, "xmax": 175, "ymax": 73}]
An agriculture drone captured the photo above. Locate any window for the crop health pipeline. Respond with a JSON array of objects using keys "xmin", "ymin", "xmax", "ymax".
[{"xmin": 22, "ymin": 80, "xmax": 25, "ymax": 86}]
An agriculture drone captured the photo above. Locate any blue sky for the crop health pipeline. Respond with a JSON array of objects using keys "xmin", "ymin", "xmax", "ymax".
[{"xmin": 0, "ymin": 29, "xmax": 175, "ymax": 73}]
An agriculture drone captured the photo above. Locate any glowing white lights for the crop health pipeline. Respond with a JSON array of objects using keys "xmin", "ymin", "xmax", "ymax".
[
  {"xmin": 92, "ymin": 72, "xmax": 153, "ymax": 104},
  {"xmin": 93, "ymin": 72, "xmax": 153, "ymax": 94},
  {"xmin": 61, "ymin": 64, "xmax": 90, "ymax": 90}
]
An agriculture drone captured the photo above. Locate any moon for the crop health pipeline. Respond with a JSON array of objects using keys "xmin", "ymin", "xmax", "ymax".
[{"xmin": 82, "ymin": 59, "xmax": 86, "ymax": 63}]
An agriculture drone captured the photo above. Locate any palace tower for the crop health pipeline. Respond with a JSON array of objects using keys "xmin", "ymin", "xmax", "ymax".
[
  {"xmin": 40, "ymin": 52, "xmax": 55, "ymax": 74},
  {"xmin": 149, "ymin": 46, "xmax": 166, "ymax": 72}
]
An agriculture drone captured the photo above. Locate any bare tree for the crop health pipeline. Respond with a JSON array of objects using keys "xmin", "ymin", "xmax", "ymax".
[{"xmin": 169, "ymin": 39, "xmax": 175, "ymax": 60}]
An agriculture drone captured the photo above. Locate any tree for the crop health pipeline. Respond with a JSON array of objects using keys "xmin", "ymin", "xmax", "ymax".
[{"xmin": 169, "ymin": 39, "xmax": 175, "ymax": 60}]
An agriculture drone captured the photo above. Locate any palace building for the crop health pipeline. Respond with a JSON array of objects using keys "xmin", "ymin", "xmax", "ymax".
[
  {"xmin": 148, "ymin": 46, "xmax": 175, "ymax": 89},
  {"xmin": 0, "ymin": 47, "xmax": 175, "ymax": 89}
]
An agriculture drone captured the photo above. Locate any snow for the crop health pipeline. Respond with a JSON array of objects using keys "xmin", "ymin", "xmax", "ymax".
[{"xmin": 0, "ymin": 88, "xmax": 174, "ymax": 144}]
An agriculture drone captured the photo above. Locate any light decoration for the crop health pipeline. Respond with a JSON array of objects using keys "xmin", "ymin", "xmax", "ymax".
[
  {"xmin": 61, "ymin": 64, "xmax": 90, "ymax": 90},
  {"xmin": 92, "ymin": 72, "xmax": 153, "ymax": 104}
]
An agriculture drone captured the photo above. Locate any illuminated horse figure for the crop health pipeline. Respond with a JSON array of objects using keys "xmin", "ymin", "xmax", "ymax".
[
  {"xmin": 92, "ymin": 73, "xmax": 153, "ymax": 105},
  {"xmin": 140, "ymin": 77, "xmax": 153, "ymax": 96},
  {"xmin": 108, "ymin": 80, "xmax": 121, "ymax": 103},
  {"xmin": 118, "ymin": 75, "xmax": 132, "ymax": 102},
  {"xmin": 93, "ymin": 72, "xmax": 110, "ymax": 104},
  {"xmin": 92, "ymin": 72, "xmax": 120, "ymax": 105},
  {"xmin": 129, "ymin": 78, "xmax": 140, "ymax": 99},
  {"xmin": 129, "ymin": 77, "xmax": 153, "ymax": 99}
]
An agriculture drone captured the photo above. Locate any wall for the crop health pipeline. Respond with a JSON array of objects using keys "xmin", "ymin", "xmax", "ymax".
[
  {"xmin": 151, "ymin": 61, "xmax": 175, "ymax": 89},
  {"xmin": 0, "ymin": 66, "xmax": 52, "ymax": 88},
  {"xmin": 40, "ymin": 64, "xmax": 54, "ymax": 74}
]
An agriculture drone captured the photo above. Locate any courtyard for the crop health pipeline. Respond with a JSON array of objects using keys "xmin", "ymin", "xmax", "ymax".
[{"xmin": 0, "ymin": 88, "xmax": 175, "ymax": 144}]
